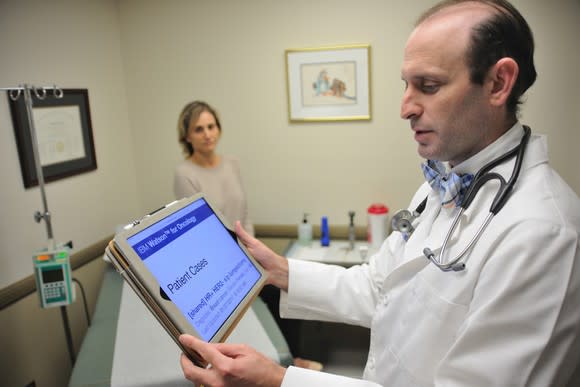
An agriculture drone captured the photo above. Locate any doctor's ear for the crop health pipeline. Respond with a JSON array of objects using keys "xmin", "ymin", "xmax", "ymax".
[{"xmin": 487, "ymin": 58, "xmax": 519, "ymax": 108}]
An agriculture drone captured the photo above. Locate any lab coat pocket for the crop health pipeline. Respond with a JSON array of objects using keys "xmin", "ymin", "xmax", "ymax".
[{"xmin": 384, "ymin": 274, "xmax": 468, "ymax": 383}]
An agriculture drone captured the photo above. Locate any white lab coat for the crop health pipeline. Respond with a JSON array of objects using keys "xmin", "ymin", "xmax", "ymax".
[{"xmin": 280, "ymin": 124, "xmax": 580, "ymax": 387}]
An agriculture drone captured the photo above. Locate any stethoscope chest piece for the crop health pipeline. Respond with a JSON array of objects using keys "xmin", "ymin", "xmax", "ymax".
[
  {"xmin": 391, "ymin": 209, "xmax": 418, "ymax": 240},
  {"xmin": 392, "ymin": 196, "xmax": 428, "ymax": 240}
]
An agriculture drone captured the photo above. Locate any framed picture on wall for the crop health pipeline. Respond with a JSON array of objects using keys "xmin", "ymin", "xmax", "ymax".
[
  {"xmin": 285, "ymin": 44, "xmax": 371, "ymax": 122},
  {"xmin": 8, "ymin": 88, "xmax": 97, "ymax": 189}
]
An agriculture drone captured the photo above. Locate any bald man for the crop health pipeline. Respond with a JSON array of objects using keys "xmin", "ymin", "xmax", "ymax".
[{"xmin": 179, "ymin": 1, "xmax": 580, "ymax": 386}]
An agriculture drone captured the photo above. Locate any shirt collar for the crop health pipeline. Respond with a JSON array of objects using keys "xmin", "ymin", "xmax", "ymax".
[{"xmin": 451, "ymin": 122, "xmax": 525, "ymax": 176}]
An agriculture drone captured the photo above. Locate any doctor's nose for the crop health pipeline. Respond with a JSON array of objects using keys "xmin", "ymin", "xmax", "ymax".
[{"xmin": 400, "ymin": 91, "xmax": 422, "ymax": 120}]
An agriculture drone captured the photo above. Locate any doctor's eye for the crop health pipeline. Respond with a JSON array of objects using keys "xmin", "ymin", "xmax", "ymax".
[{"xmin": 421, "ymin": 81, "xmax": 440, "ymax": 94}]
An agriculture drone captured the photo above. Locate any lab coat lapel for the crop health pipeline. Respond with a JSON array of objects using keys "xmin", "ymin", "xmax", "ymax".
[{"xmin": 402, "ymin": 190, "xmax": 455, "ymax": 262}]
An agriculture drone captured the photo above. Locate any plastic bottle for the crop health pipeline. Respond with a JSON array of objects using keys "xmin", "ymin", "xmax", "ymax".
[
  {"xmin": 320, "ymin": 216, "xmax": 330, "ymax": 246},
  {"xmin": 297, "ymin": 213, "xmax": 313, "ymax": 246},
  {"xmin": 367, "ymin": 204, "xmax": 389, "ymax": 250}
]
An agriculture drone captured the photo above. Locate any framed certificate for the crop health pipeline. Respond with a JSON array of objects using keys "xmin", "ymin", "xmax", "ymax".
[{"xmin": 9, "ymin": 88, "xmax": 97, "ymax": 188}]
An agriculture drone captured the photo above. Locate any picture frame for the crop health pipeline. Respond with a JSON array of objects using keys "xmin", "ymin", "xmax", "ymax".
[
  {"xmin": 285, "ymin": 44, "xmax": 371, "ymax": 122},
  {"xmin": 8, "ymin": 88, "xmax": 97, "ymax": 188}
]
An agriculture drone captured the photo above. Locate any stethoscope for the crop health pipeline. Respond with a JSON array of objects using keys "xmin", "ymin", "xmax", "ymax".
[{"xmin": 391, "ymin": 125, "xmax": 531, "ymax": 272}]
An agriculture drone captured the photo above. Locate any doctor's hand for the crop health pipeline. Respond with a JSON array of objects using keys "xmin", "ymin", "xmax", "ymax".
[
  {"xmin": 179, "ymin": 334, "xmax": 286, "ymax": 387},
  {"xmin": 235, "ymin": 221, "xmax": 289, "ymax": 291}
]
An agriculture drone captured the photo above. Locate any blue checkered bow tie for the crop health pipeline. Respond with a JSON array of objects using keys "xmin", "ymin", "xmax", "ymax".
[{"xmin": 421, "ymin": 160, "xmax": 474, "ymax": 208}]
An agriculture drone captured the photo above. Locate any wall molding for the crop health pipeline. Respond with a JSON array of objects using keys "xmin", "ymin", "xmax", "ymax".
[{"xmin": 0, "ymin": 223, "xmax": 368, "ymax": 310}]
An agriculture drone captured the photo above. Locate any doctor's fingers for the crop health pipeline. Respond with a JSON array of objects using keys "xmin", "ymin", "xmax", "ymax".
[
  {"xmin": 180, "ymin": 353, "xmax": 212, "ymax": 386},
  {"xmin": 234, "ymin": 221, "xmax": 288, "ymax": 289},
  {"xmin": 235, "ymin": 221, "xmax": 277, "ymax": 265},
  {"xmin": 235, "ymin": 220, "xmax": 258, "ymax": 247},
  {"xmin": 209, "ymin": 342, "xmax": 287, "ymax": 387},
  {"xmin": 179, "ymin": 336, "xmax": 234, "ymax": 386},
  {"xmin": 213, "ymin": 341, "xmax": 268, "ymax": 360},
  {"xmin": 180, "ymin": 334, "xmax": 231, "ymax": 366}
]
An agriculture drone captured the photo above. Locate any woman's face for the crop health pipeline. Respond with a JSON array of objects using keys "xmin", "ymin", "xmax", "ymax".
[{"xmin": 187, "ymin": 110, "xmax": 221, "ymax": 156}]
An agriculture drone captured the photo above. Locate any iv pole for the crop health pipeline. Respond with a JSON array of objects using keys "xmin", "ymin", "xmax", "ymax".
[{"xmin": 1, "ymin": 84, "xmax": 76, "ymax": 364}]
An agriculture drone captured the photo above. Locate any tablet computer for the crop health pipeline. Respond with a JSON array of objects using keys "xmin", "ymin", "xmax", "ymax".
[{"xmin": 105, "ymin": 193, "xmax": 266, "ymax": 366}]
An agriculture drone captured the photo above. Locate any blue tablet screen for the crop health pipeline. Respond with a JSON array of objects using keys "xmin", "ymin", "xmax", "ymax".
[{"xmin": 127, "ymin": 198, "xmax": 261, "ymax": 341}]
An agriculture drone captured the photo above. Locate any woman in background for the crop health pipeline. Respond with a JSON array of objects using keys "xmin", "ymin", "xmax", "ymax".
[
  {"xmin": 174, "ymin": 100, "xmax": 322, "ymax": 371},
  {"xmin": 174, "ymin": 100, "xmax": 253, "ymax": 235}
]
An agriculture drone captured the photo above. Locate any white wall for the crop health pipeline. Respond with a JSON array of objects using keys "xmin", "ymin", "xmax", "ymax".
[
  {"xmin": 1, "ymin": 0, "xmax": 579, "ymax": 288},
  {"xmin": 118, "ymin": 0, "xmax": 422, "ymax": 226},
  {"xmin": 522, "ymin": 1, "xmax": 580, "ymax": 178},
  {"xmin": 0, "ymin": 0, "xmax": 140, "ymax": 288},
  {"xmin": 118, "ymin": 0, "xmax": 580, "ymax": 227}
]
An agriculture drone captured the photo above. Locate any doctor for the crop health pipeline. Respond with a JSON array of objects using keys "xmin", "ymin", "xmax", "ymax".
[{"xmin": 179, "ymin": 0, "xmax": 580, "ymax": 386}]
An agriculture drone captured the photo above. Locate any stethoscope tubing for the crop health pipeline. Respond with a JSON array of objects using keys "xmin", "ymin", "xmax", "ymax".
[
  {"xmin": 424, "ymin": 211, "xmax": 494, "ymax": 271},
  {"xmin": 414, "ymin": 126, "xmax": 532, "ymax": 272}
]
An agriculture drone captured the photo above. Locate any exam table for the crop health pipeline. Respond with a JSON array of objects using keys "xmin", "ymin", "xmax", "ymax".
[{"xmin": 68, "ymin": 264, "xmax": 293, "ymax": 387}]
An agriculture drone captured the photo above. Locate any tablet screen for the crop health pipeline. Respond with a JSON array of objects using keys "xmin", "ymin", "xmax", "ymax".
[{"xmin": 126, "ymin": 197, "xmax": 262, "ymax": 341}]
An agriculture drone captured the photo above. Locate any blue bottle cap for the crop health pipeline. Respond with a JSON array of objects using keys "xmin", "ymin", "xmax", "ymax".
[{"xmin": 321, "ymin": 216, "xmax": 330, "ymax": 246}]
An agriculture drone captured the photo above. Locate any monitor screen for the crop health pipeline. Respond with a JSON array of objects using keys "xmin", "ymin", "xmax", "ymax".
[{"xmin": 42, "ymin": 267, "xmax": 64, "ymax": 283}]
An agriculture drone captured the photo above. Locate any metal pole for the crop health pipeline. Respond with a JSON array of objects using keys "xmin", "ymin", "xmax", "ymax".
[
  {"xmin": 60, "ymin": 306, "xmax": 76, "ymax": 364},
  {"xmin": 3, "ymin": 85, "xmax": 76, "ymax": 366},
  {"xmin": 22, "ymin": 85, "xmax": 56, "ymax": 249}
]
